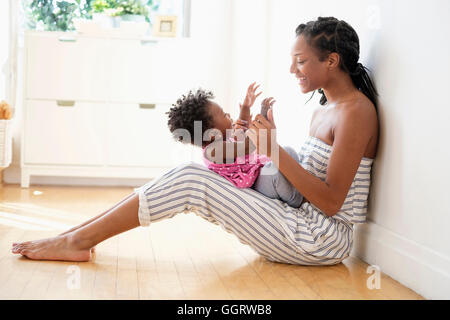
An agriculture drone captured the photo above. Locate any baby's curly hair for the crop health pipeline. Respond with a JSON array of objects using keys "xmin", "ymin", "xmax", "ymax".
[{"xmin": 166, "ymin": 89, "xmax": 215, "ymax": 147}]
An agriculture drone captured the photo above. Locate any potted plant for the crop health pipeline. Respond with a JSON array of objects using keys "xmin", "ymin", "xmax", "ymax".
[
  {"xmin": 91, "ymin": 0, "xmax": 117, "ymax": 28},
  {"xmin": 116, "ymin": 0, "xmax": 148, "ymax": 23},
  {"xmin": 23, "ymin": 0, "xmax": 86, "ymax": 32},
  {"xmin": 111, "ymin": 0, "xmax": 160, "ymax": 36},
  {"xmin": 91, "ymin": 0, "xmax": 159, "ymax": 26}
]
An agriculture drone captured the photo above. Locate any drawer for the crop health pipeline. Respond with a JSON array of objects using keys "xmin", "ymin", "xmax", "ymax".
[
  {"xmin": 108, "ymin": 39, "xmax": 198, "ymax": 104},
  {"xmin": 24, "ymin": 100, "xmax": 107, "ymax": 165},
  {"xmin": 25, "ymin": 34, "xmax": 110, "ymax": 101},
  {"xmin": 105, "ymin": 102, "xmax": 183, "ymax": 167}
]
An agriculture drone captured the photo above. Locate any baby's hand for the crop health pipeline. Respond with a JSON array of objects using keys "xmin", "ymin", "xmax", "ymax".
[{"xmin": 240, "ymin": 82, "xmax": 262, "ymax": 109}]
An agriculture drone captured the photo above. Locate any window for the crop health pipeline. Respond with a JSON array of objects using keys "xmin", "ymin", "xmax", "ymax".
[{"xmin": 21, "ymin": 0, "xmax": 191, "ymax": 37}]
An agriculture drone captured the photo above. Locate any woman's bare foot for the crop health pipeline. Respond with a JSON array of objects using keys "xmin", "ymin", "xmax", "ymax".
[
  {"xmin": 59, "ymin": 229, "xmax": 96, "ymax": 254},
  {"xmin": 11, "ymin": 234, "xmax": 91, "ymax": 262}
]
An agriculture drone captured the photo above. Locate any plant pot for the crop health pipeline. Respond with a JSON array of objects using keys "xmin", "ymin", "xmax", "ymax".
[
  {"xmin": 92, "ymin": 13, "xmax": 115, "ymax": 29},
  {"xmin": 73, "ymin": 18, "xmax": 100, "ymax": 33},
  {"xmin": 118, "ymin": 20, "xmax": 149, "ymax": 37},
  {"xmin": 112, "ymin": 16, "xmax": 121, "ymax": 28},
  {"xmin": 120, "ymin": 14, "xmax": 146, "ymax": 23}
]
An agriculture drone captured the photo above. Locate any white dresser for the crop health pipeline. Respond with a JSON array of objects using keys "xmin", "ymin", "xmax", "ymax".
[{"xmin": 21, "ymin": 31, "xmax": 198, "ymax": 187}]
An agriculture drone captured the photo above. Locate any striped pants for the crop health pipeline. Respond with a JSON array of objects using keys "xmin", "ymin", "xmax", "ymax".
[{"xmin": 134, "ymin": 162, "xmax": 353, "ymax": 265}]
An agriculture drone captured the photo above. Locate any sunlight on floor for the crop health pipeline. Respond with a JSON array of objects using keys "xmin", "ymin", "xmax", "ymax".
[{"xmin": 0, "ymin": 210, "xmax": 72, "ymax": 231}]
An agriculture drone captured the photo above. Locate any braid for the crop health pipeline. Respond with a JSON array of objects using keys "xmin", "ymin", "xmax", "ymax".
[{"xmin": 296, "ymin": 17, "xmax": 378, "ymax": 111}]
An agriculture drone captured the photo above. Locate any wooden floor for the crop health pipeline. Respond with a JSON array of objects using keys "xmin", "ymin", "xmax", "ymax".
[{"xmin": 0, "ymin": 183, "xmax": 424, "ymax": 300}]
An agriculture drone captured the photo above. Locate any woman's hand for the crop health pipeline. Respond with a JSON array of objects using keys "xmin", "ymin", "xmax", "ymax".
[
  {"xmin": 247, "ymin": 102, "xmax": 277, "ymax": 157},
  {"xmin": 260, "ymin": 97, "xmax": 276, "ymax": 120}
]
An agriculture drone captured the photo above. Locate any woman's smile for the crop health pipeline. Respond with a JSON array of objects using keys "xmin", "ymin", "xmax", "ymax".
[{"xmin": 298, "ymin": 77, "xmax": 307, "ymax": 85}]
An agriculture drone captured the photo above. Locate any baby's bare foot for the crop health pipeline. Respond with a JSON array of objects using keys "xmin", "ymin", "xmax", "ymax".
[{"xmin": 11, "ymin": 234, "xmax": 91, "ymax": 262}]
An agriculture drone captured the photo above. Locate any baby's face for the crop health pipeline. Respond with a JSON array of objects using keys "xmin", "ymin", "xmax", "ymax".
[{"xmin": 207, "ymin": 101, "xmax": 233, "ymax": 138}]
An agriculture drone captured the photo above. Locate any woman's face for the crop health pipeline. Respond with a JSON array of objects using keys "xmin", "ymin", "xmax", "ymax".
[
  {"xmin": 207, "ymin": 101, "xmax": 233, "ymax": 138},
  {"xmin": 290, "ymin": 34, "xmax": 329, "ymax": 93}
]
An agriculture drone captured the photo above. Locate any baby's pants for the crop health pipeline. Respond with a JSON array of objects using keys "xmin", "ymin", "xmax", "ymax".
[{"xmin": 252, "ymin": 146, "xmax": 304, "ymax": 208}]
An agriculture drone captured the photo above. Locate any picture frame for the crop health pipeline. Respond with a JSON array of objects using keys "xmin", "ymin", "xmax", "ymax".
[{"xmin": 152, "ymin": 15, "xmax": 177, "ymax": 37}]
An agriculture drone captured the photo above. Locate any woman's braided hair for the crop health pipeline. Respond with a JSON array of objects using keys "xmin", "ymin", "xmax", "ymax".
[{"xmin": 296, "ymin": 17, "xmax": 378, "ymax": 110}]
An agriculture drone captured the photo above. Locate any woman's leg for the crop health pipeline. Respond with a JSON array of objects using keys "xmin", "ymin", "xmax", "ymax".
[
  {"xmin": 58, "ymin": 192, "xmax": 136, "ymax": 236},
  {"xmin": 55, "ymin": 192, "xmax": 136, "ymax": 254},
  {"xmin": 11, "ymin": 192, "xmax": 140, "ymax": 261},
  {"xmin": 11, "ymin": 166, "xmax": 180, "ymax": 261}
]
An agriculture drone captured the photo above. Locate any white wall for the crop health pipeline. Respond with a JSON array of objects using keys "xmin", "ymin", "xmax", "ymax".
[
  {"xmin": 227, "ymin": 0, "xmax": 268, "ymax": 120},
  {"xmin": 262, "ymin": 0, "xmax": 450, "ymax": 300},
  {"xmin": 352, "ymin": 0, "xmax": 450, "ymax": 300},
  {"xmin": 188, "ymin": 0, "xmax": 232, "ymax": 108}
]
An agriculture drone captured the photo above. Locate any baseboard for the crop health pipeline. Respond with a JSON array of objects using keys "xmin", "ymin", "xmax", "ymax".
[
  {"xmin": 351, "ymin": 221, "xmax": 450, "ymax": 300},
  {"xmin": 3, "ymin": 157, "xmax": 205, "ymax": 188},
  {"xmin": 2, "ymin": 162, "xmax": 152, "ymax": 187}
]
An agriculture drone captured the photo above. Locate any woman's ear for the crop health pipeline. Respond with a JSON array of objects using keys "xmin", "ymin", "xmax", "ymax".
[{"xmin": 327, "ymin": 52, "xmax": 340, "ymax": 70}]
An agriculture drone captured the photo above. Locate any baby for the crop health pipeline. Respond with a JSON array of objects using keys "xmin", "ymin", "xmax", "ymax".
[{"xmin": 166, "ymin": 84, "xmax": 304, "ymax": 208}]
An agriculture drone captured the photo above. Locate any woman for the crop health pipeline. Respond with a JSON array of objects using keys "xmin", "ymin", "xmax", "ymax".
[{"xmin": 11, "ymin": 17, "xmax": 378, "ymax": 265}]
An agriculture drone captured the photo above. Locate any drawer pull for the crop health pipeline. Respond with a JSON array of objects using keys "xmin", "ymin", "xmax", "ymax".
[
  {"xmin": 58, "ymin": 36, "xmax": 77, "ymax": 42},
  {"xmin": 56, "ymin": 100, "xmax": 75, "ymax": 107},
  {"xmin": 139, "ymin": 103, "xmax": 156, "ymax": 109},
  {"xmin": 140, "ymin": 40, "xmax": 157, "ymax": 46}
]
